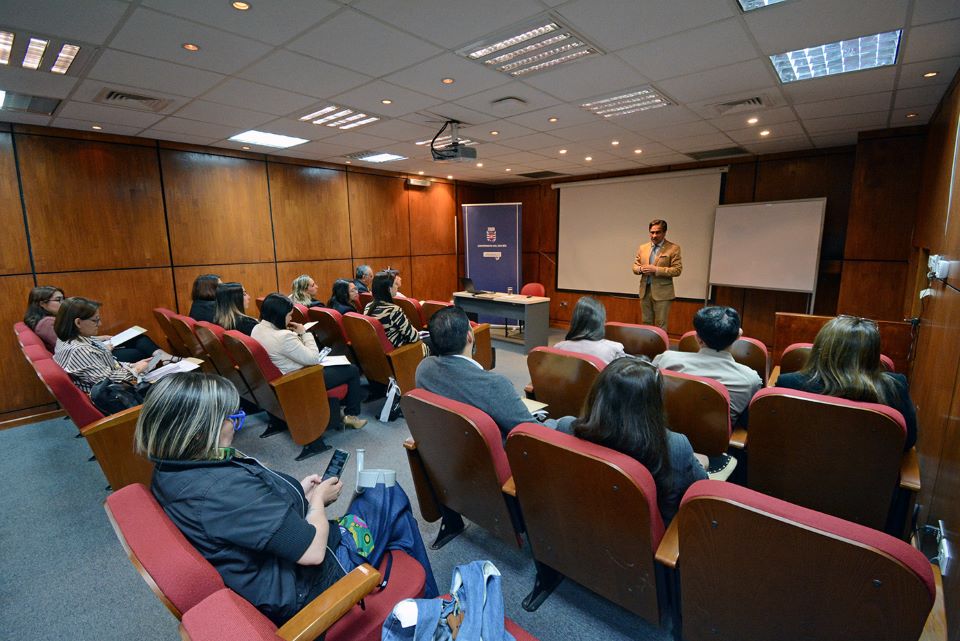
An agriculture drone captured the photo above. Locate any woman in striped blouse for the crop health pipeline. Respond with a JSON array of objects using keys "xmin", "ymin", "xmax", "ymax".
[{"xmin": 363, "ymin": 271, "xmax": 420, "ymax": 348}]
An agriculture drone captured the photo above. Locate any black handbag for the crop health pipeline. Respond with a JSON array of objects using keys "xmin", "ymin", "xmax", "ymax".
[{"xmin": 90, "ymin": 380, "xmax": 150, "ymax": 415}]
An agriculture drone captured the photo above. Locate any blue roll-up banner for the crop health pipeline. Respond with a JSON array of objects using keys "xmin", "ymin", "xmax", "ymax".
[{"xmin": 463, "ymin": 203, "xmax": 522, "ymax": 324}]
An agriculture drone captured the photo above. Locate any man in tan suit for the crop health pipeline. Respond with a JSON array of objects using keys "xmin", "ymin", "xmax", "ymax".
[{"xmin": 633, "ymin": 219, "xmax": 682, "ymax": 330}]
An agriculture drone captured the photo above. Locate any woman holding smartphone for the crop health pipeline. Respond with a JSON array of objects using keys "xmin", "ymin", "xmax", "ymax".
[{"xmin": 251, "ymin": 293, "xmax": 367, "ymax": 430}]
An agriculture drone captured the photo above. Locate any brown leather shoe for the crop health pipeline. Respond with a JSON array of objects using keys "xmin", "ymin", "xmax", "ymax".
[{"xmin": 343, "ymin": 415, "xmax": 367, "ymax": 430}]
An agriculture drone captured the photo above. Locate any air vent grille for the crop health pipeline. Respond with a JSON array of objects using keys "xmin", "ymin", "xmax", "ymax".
[
  {"xmin": 519, "ymin": 171, "xmax": 566, "ymax": 179},
  {"xmin": 93, "ymin": 88, "xmax": 173, "ymax": 112},
  {"xmin": 686, "ymin": 147, "xmax": 751, "ymax": 161}
]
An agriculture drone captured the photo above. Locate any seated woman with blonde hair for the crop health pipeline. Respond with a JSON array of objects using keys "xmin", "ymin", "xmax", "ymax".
[
  {"xmin": 289, "ymin": 274, "xmax": 323, "ymax": 307},
  {"xmin": 136, "ymin": 372, "xmax": 437, "ymax": 626},
  {"xmin": 213, "ymin": 282, "xmax": 258, "ymax": 335},
  {"xmin": 776, "ymin": 314, "xmax": 917, "ymax": 450},
  {"xmin": 552, "ymin": 296, "xmax": 627, "ymax": 364}
]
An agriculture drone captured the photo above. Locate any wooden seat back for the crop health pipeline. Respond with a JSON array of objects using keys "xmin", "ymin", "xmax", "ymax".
[
  {"xmin": 678, "ymin": 330, "xmax": 699, "ymax": 353},
  {"xmin": 729, "ymin": 335, "xmax": 769, "ymax": 384},
  {"xmin": 506, "ymin": 423, "xmax": 664, "ymax": 621},
  {"xmin": 395, "ymin": 297, "xmax": 425, "ymax": 329},
  {"xmin": 306, "ymin": 307, "xmax": 352, "ymax": 357},
  {"xmin": 194, "ymin": 322, "xmax": 256, "ymax": 401},
  {"xmin": 605, "ymin": 322, "xmax": 669, "ymax": 359},
  {"xmin": 420, "ymin": 300, "xmax": 451, "ymax": 324},
  {"xmin": 747, "ymin": 387, "xmax": 906, "ymax": 529},
  {"xmin": 673, "ymin": 480, "xmax": 935, "ymax": 641},
  {"xmin": 33, "ymin": 357, "xmax": 104, "ymax": 430},
  {"xmin": 291, "ymin": 303, "xmax": 309, "ymax": 324},
  {"xmin": 660, "ymin": 370, "xmax": 731, "ymax": 456},
  {"xmin": 153, "ymin": 307, "xmax": 190, "ymax": 356},
  {"xmin": 526, "ymin": 347, "xmax": 605, "ymax": 418},
  {"xmin": 341, "ymin": 313, "xmax": 394, "ymax": 386},
  {"xmin": 358, "ymin": 292, "xmax": 373, "ymax": 310},
  {"xmin": 169, "ymin": 315, "xmax": 216, "ymax": 374},
  {"xmin": 82, "ymin": 406, "xmax": 154, "ymax": 490},
  {"xmin": 780, "ymin": 342, "xmax": 894, "ymax": 374}
]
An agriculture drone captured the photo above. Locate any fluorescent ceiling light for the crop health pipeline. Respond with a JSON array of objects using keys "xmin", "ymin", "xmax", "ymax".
[
  {"xmin": 50, "ymin": 43, "xmax": 80, "ymax": 74},
  {"xmin": 770, "ymin": 30, "xmax": 901, "ymax": 83},
  {"xmin": 228, "ymin": 130, "xmax": 308, "ymax": 149},
  {"xmin": 22, "ymin": 37, "xmax": 48, "ymax": 70},
  {"xmin": 351, "ymin": 152, "xmax": 407, "ymax": 163},
  {"xmin": 298, "ymin": 104, "xmax": 379, "ymax": 130},
  {"xmin": 738, "ymin": 0, "xmax": 789, "ymax": 10},
  {"xmin": 0, "ymin": 90, "xmax": 6, "ymax": 107},
  {"xmin": 415, "ymin": 134, "xmax": 477, "ymax": 148},
  {"xmin": 0, "ymin": 31, "xmax": 13, "ymax": 65},
  {"xmin": 459, "ymin": 18, "xmax": 601, "ymax": 77},
  {"xmin": 581, "ymin": 86, "xmax": 672, "ymax": 117}
]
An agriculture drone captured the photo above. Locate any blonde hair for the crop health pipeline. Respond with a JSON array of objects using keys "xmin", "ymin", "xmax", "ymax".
[
  {"xmin": 800, "ymin": 315, "xmax": 894, "ymax": 405},
  {"xmin": 134, "ymin": 372, "xmax": 239, "ymax": 461},
  {"xmin": 290, "ymin": 275, "xmax": 314, "ymax": 306}
]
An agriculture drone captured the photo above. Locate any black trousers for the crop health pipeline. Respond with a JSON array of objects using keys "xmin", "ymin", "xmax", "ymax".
[
  {"xmin": 324, "ymin": 363, "xmax": 363, "ymax": 416},
  {"xmin": 112, "ymin": 335, "xmax": 161, "ymax": 363}
]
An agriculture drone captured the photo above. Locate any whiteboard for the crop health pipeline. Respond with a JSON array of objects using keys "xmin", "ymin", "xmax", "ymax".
[
  {"xmin": 556, "ymin": 169, "xmax": 723, "ymax": 299},
  {"xmin": 709, "ymin": 198, "xmax": 826, "ymax": 293}
]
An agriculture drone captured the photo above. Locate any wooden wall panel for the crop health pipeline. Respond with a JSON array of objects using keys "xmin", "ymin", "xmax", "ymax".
[
  {"xmin": 348, "ymin": 173, "xmax": 409, "ymax": 258},
  {"xmin": 173, "ymin": 263, "xmax": 278, "ymax": 315},
  {"xmin": 721, "ymin": 161, "xmax": 757, "ymax": 204},
  {"xmin": 495, "ymin": 186, "xmax": 540, "ymax": 252},
  {"xmin": 915, "ymin": 84, "xmax": 960, "ymax": 251},
  {"xmin": 268, "ymin": 162, "xmax": 350, "ymax": 261},
  {"xmin": 522, "ymin": 252, "xmax": 540, "ymax": 286},
  {"xmin": 539, "ymin": 183, "xmax": 559, "ymax": 253},
  {"xmin": 17, "ymin": 135, "xmax": 169, "ymax": 272},
  {"xmin": 1, "ymin": 275, "xmax": 55, "ymax": 413},
  {"xmin": 409, "ymin": 182, "xmax": 456, "ymax": 255},
  {"xmin": 353, "ymin": 256, "xmax": 413, "ymax": 297},
  {"xmin": 43, "ymin": 268, "xmax": 176, "ymax": 343},
  {"xmin": 845, "ymin": 131, "xmax": 925, "ymax": 260},
  {"xmin": 276, "ymin": 259, "xmax": 353, "ymax": 301},
  {"xmin": 837, "ymin": 261, "xmax": 909, "ymax": 321},
  {"xmin": 161, "ymin": 150, "xmax": 273, "ymax": 265},
  {"xmin": 410, "ymin": 255, "xmax": 458, "ymax": 302},
  {"xmin": 0, "ymin": 134, "xmax": 31, "ymax": 275}
]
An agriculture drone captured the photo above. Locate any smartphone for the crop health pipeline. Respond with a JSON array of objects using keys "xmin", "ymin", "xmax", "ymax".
[
  {"xmin": 322, "ymin": 448, "xmax": 350, "ymax": 481},
  {"xmin": 318, "ymin": 346, "xmax": 332, "ymax": 362},
  {"xmin": 145, "ymin": 352, "xmax": 164, "ymax": 373}
]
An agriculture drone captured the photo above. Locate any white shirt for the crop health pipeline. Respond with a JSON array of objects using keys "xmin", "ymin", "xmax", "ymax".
[{"xmin": 653, "ymin": 347, "xmax": 762, "ymax": 424}]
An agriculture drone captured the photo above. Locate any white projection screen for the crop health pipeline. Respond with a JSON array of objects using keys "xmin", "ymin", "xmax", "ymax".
[{"xmin": 556, "ymin": 169, "xmax": 724, "ymax": 299}]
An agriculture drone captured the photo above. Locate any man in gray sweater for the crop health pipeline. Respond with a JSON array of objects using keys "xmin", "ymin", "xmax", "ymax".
[{"xmin": 416, "ymin": 307, "xmax": 545, "ymax": 439}]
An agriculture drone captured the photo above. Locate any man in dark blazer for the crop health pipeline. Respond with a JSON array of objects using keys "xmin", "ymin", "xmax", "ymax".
[
  {"xmin": 353, "ymin": 264, "xmax": 373, "ymax": 294},
  {"xmin": 632, "ymin": 218, "xmax": 682, "ymax": 331}
]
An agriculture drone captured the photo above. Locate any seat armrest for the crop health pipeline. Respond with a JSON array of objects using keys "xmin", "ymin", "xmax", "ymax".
[
  {"xmin": 81, "ymin": 405, "xmax": 154, "ymax": 490},
  {"xmin": 900, "ymin": 447, "xmax": 921, "ymax": 491},
  {"xmin": 404, "ymin": 436, "xmax": 442, "ymax": 522},
  {"xmin": 270, "ymin": 365, "xmax": 331, "ymax": 443},
  {"xmin": 403, "ymin": 437, "xmax": 417, "ymax": 451},
  {"xmin": 277, "ymin": 564, "xmax": 382, "ymax": 641},
  {"xmin": 502, "ymin": 476, "xmax": 516, "ymax": 497},
  {"xmin": 473, "ymin": 323, "xmax": 494, "ymax": 370},
  {"xmin": 80, "ymin": 405, "xmax": 142, "ymax": 437},
  {"xmin": 387, "ymin": 342, "xmax": 425, "ymax": 394},
  {"xmin": 767, "ymin": 365, "xmax": 780, "ymax": 387},
  {"xmin": 524, "ymin": 384, "xmax": 534, "ymax": 399},
  {"xmin": 654, "ymin": 518, "xmax": 680, "ymax": 569},
  {"xmin": 729, "ymin": 428, "xmax": 748, "ymax": 449}
]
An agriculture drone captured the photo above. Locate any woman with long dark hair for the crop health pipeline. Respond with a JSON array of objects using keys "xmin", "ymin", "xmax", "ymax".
[
  {"xmin": 558, "ymin": 356, "xmax": 706, "ymax": 524},
  {"xmin": 24, "ymin": 285, "xmax": 65, "ymax": 351},
  {"xmin": 327, "ymin": 279, "xmax": 359, "ymax": 316},
  {"xmin": 553, "ymin": 296, "xmax": 627, "ymax": 364},
  {"xmin": 213, "ymin": 282, "xmax": 258, "ymax": 335},
  {"xmin": 363, "ymin": 271, "xmax": 419, "ymax": 348},
  {"xmin": 777, "ymin": 315, "xmax": 918, "ymax": 449}
]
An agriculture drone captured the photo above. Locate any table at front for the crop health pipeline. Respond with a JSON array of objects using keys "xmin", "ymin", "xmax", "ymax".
[{"xmin": 453, "ymin": 292, "xmax": 550, "ymax": 353}]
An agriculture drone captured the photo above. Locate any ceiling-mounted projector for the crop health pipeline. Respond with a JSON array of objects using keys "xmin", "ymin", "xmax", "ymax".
[{"xmin": 430, "ymin": 120, "xmax": 478, "ymax": 163}]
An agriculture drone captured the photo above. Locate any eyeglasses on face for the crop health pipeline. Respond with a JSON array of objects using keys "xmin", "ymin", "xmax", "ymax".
[
  {"xmin": 84, "ymin": 316, "xmax": 102, "ymax": 325},
  {"xmin": 46, "ymin": 296, "xmax": 64, "ymax": 303},
  {"xmin": 228, "ymin": 410, "xmax": 247, "ymax": 432}
]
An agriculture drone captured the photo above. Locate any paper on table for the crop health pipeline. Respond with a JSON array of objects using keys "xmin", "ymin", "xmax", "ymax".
[
  {"xmin": 109, "ymin": 326, "xmax": 147, "ymax": 347},
  {"xmin": 521, "ymin": 398, "xmax": 548, "ymax": 413},
  {"xmin": 141, "ymin": 358, "xmax": 201, "ymax": 384},
  {"xmin": 319, "ymin": 355, "xmax": 352, "ymax": 367}
]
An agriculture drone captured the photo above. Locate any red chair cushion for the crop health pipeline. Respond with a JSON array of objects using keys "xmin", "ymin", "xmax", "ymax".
[
  {"xmin": 34, "ymin": 358, "xmax": 104, "ymax": 428},
  {"xmin": 106, "ymin": 484, "xmax": 225, "ymax": 616},
  {"xmin": 327, "ymin": 551, "xmax": 426, "ymax": 641},
  {"xmin": 23, "ymin": 344, "xmax": 52, "ymax": 362},
  {"xmin": 181, "ymin": 588, "xmax": 278, "ymax": 640},
  {"xmin": 520, "ymin": 283, "xmax": 545, "ymax": 297},
  {"xmin": 505, "ymin": 618, "xmax": 540, "ymax": 641},
  {"xmin": 327, "ymin": 383, "xmax": 348, "ymax": 400},
  {"xmin": 226, "ymin": 330, "xmax": 285, "ymax": 382}
]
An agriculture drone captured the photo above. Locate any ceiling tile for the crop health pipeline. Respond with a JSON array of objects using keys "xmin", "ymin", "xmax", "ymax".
[
  {"xmin": 149, "ymin": 116, "xmax": 243, "ymax": 140},
  {"xmin": 352, "ymin": 0, "xmax": 545, "ymax": 49},
  {"xmin": 139, "ymin": 130, "xmax": 219, "ymax": 147},
  {"xmin": 51, "ymin": 116, "xmax": 144, "ymax": 136},
  {"xmin": 56, "ymin": 101, "xmax": 164, "ymax": 128},
  {"xmin": 726, "ymin": 120, "xmax": 806, "ymax": 144},
  {"xmin": 523, "ymin": 55, "xmax": 650, "ymax": 102},
  {"xmin": 618, "ymin": 19, "xmax": 759, "ymax": 81},
  {"xmin": 637, "ymin": 119, "xmax": 719, "ymax": 142},
  {"xmin": 897, "ymin": 57, "xmax": 960, "ymax": 89},
  {"xmin": 402, "ymin": 102, "xmax": 498, "ymax": 128},
  {"xmin": 87, "ymin": 49, "xmax": 226, "ymax": 98},
  {"xmin": 471, "ymin": 143, "xmax": 522, "ymax": 158},
  {"xmin": 493, "ymin": 150, "xmax": 553, "ymax": 164},
  {"xmin": 454, "ymin": 82, "xmax": 561, "ymax": 118},
  {"xmin": 781, "ymin": 66, "xmax": 897, "ymax": 104},
  {"xmin": 499, "ymin": 132, "xmax": 569, "ymax": 151},
  {"xmin": 657, "ymin": 58, "xmax": 777, "ymax": 104},
  {"xmin": 503, "ymin": 104, "xmax": 598, "ymax": 131},
  {"xmin": 288, "ymin": 9, "xmax": 442, "ymax": 77},
  {"xmin": 556, "ymin": 0, "xmax": 735, "ymax": 51},
  {"xmin": 172, "ymin": 100, "xmax": 274, "ymax": 129},
  {"xmin": 458, "ymin": 121, "xmax": 537, "ymax": 143},
  {"xmin": 803, "ymin": 111, "xmax": 890, "ymax": 134},
  {"xmin": 329, "ymin": 81, "xmax": 442, "ymax": 119},
  {"xmin": 142, "ymin": 0, "xmax": 341, "ymax": 46},
  {"xmin": 894, "ymin": 84, "xmax": 950, "ymax": 109},
  {"xmin": 254, "ymin": 117, "xmax": 343, "ymax": 141},
  {"xmin": 793, "ymin": 92, "xmax": 892, "ymax": 119},
  {"xmin": 282, "ymin": 139, "xmax": 357, "ymax": 158},
  {"xmin": 321, "ymin": 130, "xmax": 397, "ymax": 149},
  {"xmin": 634, "ymin": 152, "xmax": 695, "ymax": 167},
  {"xmin": 707, "ymin": 106, "xmax": 799, "ymax": 131},
  {"xmin": 0, "ymin": 65, "xmax": 78, "ymax": 99},
  {"xmin": 912, "ymin": 0, "xmax": 960, "ymax": 24},
  {"xmin": 902, "ymin": 19, "xmax": 960, "ymax": 63},
  {"xmin": 0, "ymin": 111, "xmax": 52, "ymax": 126},
  {"xmin": 239, "ymin": 50, "xmax": 372, "ymax": 98},
  {"xmin": 742, "ymin": 135, "xmax": 813, "ymax": 154},
  {"xmin": 744, "ymin": 0, "xmax": 910, "ymax": 55},
  {"xmin": 203, "ymin": 79, "xmax": 318, "ymax": 117},
  {"xmin": 613, "ymin": 105, "xmax": 704, "ymax": 132},
  {"xmin": 667, "ymin": 132, "xmax": 735, "ymax": 152},
  {"xmin": 109, "ymin": 8, "xmax": 272, "ymax": 74},
  {"xmin": 353, "ymin": 119, "xmax": 439, "ymax": 143},
  {"xmin": 890, "ymin": 106, "xmax": 935, "ymax": 123},
  {"xmin": 551, "ymin": 120, "xmax": 630, "ymax": 142},
  {"xmin": 1, "ymin": 0, "xmax": 129, "ymax": 44},
  {"xmin": 384, "ymin": 53, "xmax": 511, "ymax": 101},
  {"xmin": 810, "ymin": 131, "xmax": 859, "ymax": 148}
]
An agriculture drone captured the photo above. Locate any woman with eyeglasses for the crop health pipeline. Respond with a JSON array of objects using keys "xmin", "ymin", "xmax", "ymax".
[
  {"xmin": 557, "ymin": 356, "xmax": 707, "ymax": 524},
  {"xmin": 24, "ymin": 286, "xmax": 66, "ymax": 352},
  {"xmin": 327, "ymin": 278, "xmax": 359, "ymax": 316},
  {"xmin": 137, "ymin": 372, "xmax": 438, "ymax": 625},
  {"xmin": 776, "ymin": 315, "xmax": 918, "ymax": 450},
  {"xmin": 213, "ymin": 282, "xmax": 258, "ymax": 335}
]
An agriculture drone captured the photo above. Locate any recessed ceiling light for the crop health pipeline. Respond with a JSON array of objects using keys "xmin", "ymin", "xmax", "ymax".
[
  {"xmin": 581, "ymin": 85, "xmax": 673, "ymax": 117},
  {"xmin": 906, "ymin": 112, "xmax": 918, "ymax": 119},
  {"xmin": 559, "ymin": 149, "xmax": 567, "ymax": 154},
  {"xmin": 22, "ymin": 37, "xmax": 48, "ymax": 70},
  {"xmin": 381, "ymin": 99, "xmax": 392, "ymax": 104},
  {"xmin": 441, "ymin": 77, "xmax": 455, "ymax": 85},
  {"xmin": 232, "ymin": 1, "xmax": 251, "ymax": 10},
  {"xmin": 91, "ymin": 125, "xmax": 102, "ymax": 130},
  {"xmin": 738, "ymin": 0, "xmax": 789, "ymax": 11},
  {"xmin": 476, "ymin": 162, "xmax": 483, "ymax": 167},
  {"xmin": 418, "ymin": 170, "xmax": 425, "ymax": 175},
  {"xmin": 228, "ymin": 130, "xmax": 308, "ymax": 149},
  {"xmin": 584, "ymin": 156, "xmax": 592, "ymax": 161},
  {"xmin": 345, "ymin": 160, "xmax": 352, "ymax": 164},
  {"xmin": 489, "ymin": 130, "xmax": 499, "ymax": 135},
  {"xmin": 299, "ymin": 104, "xmax": 380, "ymax": 130},
  {"xmin": 505, "ymin": 168, "xmax": 512, "ymax": 172},
  {"xmin": 747, "ymin": 116, "xmax": 759, "ymax": 125},
  {"xmin": 611, "ymin": 140, "xmax": 619, "ymax": 146},
  {"xmin": 50, "ymin": 44, "xmax": 80, "ymax": 74},
  {"xmin": 634, "ymin": 148, "xmax": 642, "ymax": 154},
  {"xmin": 548, "ymin": 116, "xmax": 558, "ymax": 123},
  {"xmin": 923, "ymin": 71, "xmax": 938, "ymax": 78},
  {"xmin": 769, "ymin": 30, "xmax": 901, "ymax": 83},
  {"xmin": 760, "ymin": 129, "xmax": 771, "ymax": 136},
  {"xmin": 182, "ymin": 43, "xmax": 200, "ymax": 52},
  {"xmin": 0, "ymin": 31, "xmax": 13, "ymax": 65},
  {"xmin": 446, "ymin": 175, "xmax": 453, "ymax": 179},
  {"xmin": 241, "ymin": 145, "xmax": 250, "ymax": 150}
]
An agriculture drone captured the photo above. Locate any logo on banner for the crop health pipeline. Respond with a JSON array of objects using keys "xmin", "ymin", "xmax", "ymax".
[{"xmin": 486, "ymin": 226, "xmax": 497, "ymax": 242}]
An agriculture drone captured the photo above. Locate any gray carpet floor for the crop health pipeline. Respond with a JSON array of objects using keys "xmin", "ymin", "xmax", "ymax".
[{"xmin": 0, "ymin": 330, "xmax": 672, "ymax": 641}]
